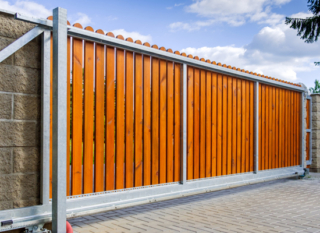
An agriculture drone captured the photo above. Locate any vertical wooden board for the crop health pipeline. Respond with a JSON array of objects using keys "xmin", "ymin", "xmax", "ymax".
[
  {"xmin": 258, "ymin": 84, "xmax": 262, "ymax": 171},
  {"xmin": 307, "ymin": 99, "xmax": 310, "ymax": 129},
  {"xmin": 224, "ymin": 77, "xmax": 233, "ymax": 175},
  {"xmin": 249, "ymin": 82, "xmax": 254, "ymax": 171},
  {"xmin": 105, "ymin": 46, "xmax": 115, "ymax": 191},
  {"xmin": 292, "ymin": 92, "xmax": 296, "ymax": 166},
  {"xmin": 66, "ymin": 37, "xmax": 71, "ymax": 196},
  {"xmin": 72, "ymin": 38, "xmax": 83, "ymax": 195},
  {"xmin": 212, "ymin": 73, "xmax": 218, "ymax": 177},
  {"xmin": 144, "ymin": 55, "xmax": 152, "ymax": 185},
  {"xmin": 261, "ymin": 85, "xmax": 266, "ymax": 170},
  {"xmin": 279, "ymin": 89, "xmax": 283, "ymax": 168},
  {"xmin": 200, "ymin": 70, "xmax": 206, "ymax": 178},
  {"xmin": 288, "ymin": 91, "xmax": 292, "ymax": 167},
  {"xmin": 193, "ymin": 69, "xmax": 200, "ymax": 179},
  {"xmin": 241, "ymin": 80, "xmax": 246, "ymax": 173},
  {"xmin": 227, "ymin": 77, "xmax": 232, "ymax": 175},
  {"xmin": 306, "ymin": 133, "xmax": 310, "ymax": 162},
  {"xmin": 222, "ymin": 76, "xmax": 228, "ymax": 175},
  {"xmin": 290, "ymin": 91, "xmax": 294, "ymax": 166},
  {"xmin": 245, "ymin": 81, "xmax": 250, "ymax": 172},
  {"xmin": 135, "ymin": 53, "xmax": 143, "ymax": 187},
  {"xmin": 217, "ymin": 74, "xmax": 222, "ymax": 176},
  {"xmin": 272, "ymin": 87, "xmax": 276, "ymax": 169},
  {"xmin": 167, "ymin": 61, "xmax": 174, "ymax": 183},
  {"xmin": 265, "ymin": 86, "xmax": 269, "ymax": 170},
  {"xmin": 126, "ymin": 51, "xmax": 134, "ymax": 188},
  {"xmin": 232, "ymin": 78, "xmax": 237, "ymax": 174},
  {"xmin": 285, "ymin": 90, "xmax": 289, "ymax": 167},
  {"xmin": 187, "ymin": 67, "xmax": 194, "ymax": 180},
  {"xmin": 159, "ymin": 59, "xmax": 167, "ymax": 184},
  {"xmin": 152, "ymin": 57, "xmax": 160, "ymax": 184},
  {"xmin": 116, "ymin": 49, "xmax": 125, "ymax": 189},
  {"xmin": 297, "ymin": 93, "xmax": 300, "ymax": 165},
  {"xmin": 269, "ymin": 87, "xmax": 273, "ymax": 169},
  {"xmin": 174, "ymin": 63, "xmax": 181, "ymax": 182},
  {"xmin": 83, "ymin": 40, "xmax": 94, "ymax": 194},
  {"xmin": 95, "ymin": 43, "xmax": 105, "ymax": 192},
  {"xmin": 237, "ymin": 80, "xmax": 242, "ymax": 173},
  {"xmin": 275, "ymin": 88, "xmax": 279, "ymax": 168},
  {"xmin": 206, "ymin": 72, "xmax": 212, "ymax": 177}
]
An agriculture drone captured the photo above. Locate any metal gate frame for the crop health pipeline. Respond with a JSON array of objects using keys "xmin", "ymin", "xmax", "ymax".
[
  {"xmin": 0, "ymin": 7, "xmax": 308, "ymax": 232},
  {"xmin": 306, "ymin": 95, "xmax": 312, "ymax": 166}
]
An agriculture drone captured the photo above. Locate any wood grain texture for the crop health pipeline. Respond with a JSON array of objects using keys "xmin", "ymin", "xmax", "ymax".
[
  {"xmin": 144, "ymin": 55, "xmax": 152, "ymax": 185},
  {"xmin": 206, "ymin": 72, "xmax": 212, "ymax": 178},
  {"xmin": 237, "ymin": 79, "xmax": 242, "ymax": 173},
  {"xmin": 193, "ymin": 68, "xmax": 200, "ymax": 179},
  {"xmin": 134, "ymin": 53, "xmax": 143, "ymax": 187},
  {"xmin": 72, "ymin": 37, "xmax": 83, "ymax": 195},
  {"xmin": 227, "ymin": 77, "xmax": 232, "ymax": 175},
  {"xmin": 232, "ymin": 78, "xmax": 237, "ymax": 174},
  {"xmin": 105, "ymin": 46, "xmax": 115, "ymax": 191},
  {"xmin": 245, "ymin": 81, "xmax": 250, "ymax": 172},
  {"xmin": 159, "ymin": 59, "xmax": 167, "ymax": 184},
  {"xmin": 222, "ymin": 76, "xmax": 228, "ymax": 175},
  {"xmin": 174, "ymin": 63, "xmax": 181, "ymax": 182},
  {"xmin": 126, "ymin": 51, "xmax": 134, "ymax": 188},
  {"xmin": 152, "ymin": 57, "xmax": 160, "ymax": 184},
  {"xmin": 200, "ymin": 70, "xmax": 206, "ymax": 178},
  {"xmin": 167, "ymin": 61, "xmax": 174, "ymax": 183},
  {"xmin": 66, "ymin": 36, "xmax": 71, "ymax": 196},
  {"xmin": 249, "ymin": 82, "xmax": 254, "ymax": 171},
  {"xmin": 187, "ymin": 66, "xmax": 194, "ymax": 180},
  {"xmin": 83, "ymin": 40, "xmax": 94, "ymax": 194},
  {"xmin": 116, "ymin": 49, "xmax": 125, "ymax": 189},
  {"xmin": 241, "ymin": 80, "xmax": 246, "ymax": 173},
  {"xmin": 217, "ymin": 74, "xmax": 222, "ymax": 176}
]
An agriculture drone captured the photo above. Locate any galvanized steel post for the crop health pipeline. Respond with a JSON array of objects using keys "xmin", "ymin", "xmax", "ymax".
[
  {"xmin": 40, "ymin": 29, "xmax": 51, "ymax": 205},
  {"xmin": 52, "ymin": 7, "xmax": 67, "ymax": 233},
  {"xmin": 300, "ymin": 93, "xmax": 305, "ymax": 168},
  {"xmin": 254, "ymin": 82, "xmax": 259, "ymax": 173},
  {"xmin": 181, "ymin": 63, "xmax": 187, "ymax": 184}
]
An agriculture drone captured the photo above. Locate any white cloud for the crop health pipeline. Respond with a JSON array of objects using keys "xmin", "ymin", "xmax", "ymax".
[
  {"xmin": 180, "ymin": 12, "xmax": 320, "ymax": 82},
  {"xmin": 0, "ymin": 0, "xmax": 51, "ymax": 18},
  {"xmin": 167, "ymin": 3, "xmax": 184, "ymax": 10},
  {"xmin": 111, "ymin": 29, "xmax": 152, "ymax": 44},
  {"xmin": 170, "ymin": 0, "xmax": 292, "ymax": 30},
  {"xmin": 71, "ymin": 12, "xmax": 92, "ymax": 27}
]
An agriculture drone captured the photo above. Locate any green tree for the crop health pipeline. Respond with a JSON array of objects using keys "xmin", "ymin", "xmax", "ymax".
[
  {"xmin": 309, "ymin": 79, "xmax": 320, "ymax": 93},
  {"xmin": 285, "ymin": 0, "xmax": 320, "ymax": 66}
]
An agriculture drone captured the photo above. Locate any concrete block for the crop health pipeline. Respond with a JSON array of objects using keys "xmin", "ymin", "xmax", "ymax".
[
  {"xmin": 14, "ymin": 95, "xmax": 40, "ymax": 120},
  {"xmin": 0, "ymin": 121, "xmax": 39, "ymax": 147},
  {"xmin": 15, "ymin": 41, "xmax": 41, "ymax": 69},
  {"xmin": 311, "ymin": 157, "xmax": 320, "ymax": 168},
  {"xmin": 0, "ymin": 148, "xmax": 12, "ymax": 174},
  {"xmin": 0, "ymin": 64, "xmax": 40, "ymax": 94},
  {"xmin": 312, "ymin": 139, "xmax": 320, "ymax": 149},
  {"xmin": 0, "ymin": 93, "xmax": 12, "ymax": 119},
  {"xmin": 13, "ymin": 198, "xmax": 39, "ymax": 209},
  {"xmin": 311, "ymin": 94, "xmax": 320, "ymax": 103},
  {"xmin": 0, "ymin": 36, "xmax": 14, "ymax": 65},
  {"xmin": 312, "ymin": 130, "xmax": 320, "ymax": 139},
  {"xmin": 312, "ymin": 112, "xmax": 320, "ymax": 121},
  {"xmin": 0, "ymin": 174, "xmax": 39, "ymax": 201},
  {"xmin": 13, "ymin": 147, "xmax": 40, "ymax": 173},
  {"xmin": 312, "ymin": 121, "xmax": 320, "ymax": 130},
  {"xmin": 0, "ymin": 12, "xmax": 36, "ymax": 39},
  {"xmin": 312, "ymin": 103, "xmax": 320, "ymax": 112}
]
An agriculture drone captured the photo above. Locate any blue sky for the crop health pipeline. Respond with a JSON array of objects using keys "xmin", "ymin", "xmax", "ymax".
[{"xmin": 1, "ymin": 0, "xmax": 319, "ymax": 89}]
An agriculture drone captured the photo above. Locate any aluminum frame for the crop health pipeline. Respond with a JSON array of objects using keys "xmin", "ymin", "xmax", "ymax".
[
  {"xmin": 254, "ymin": 82, "xmax": 259, "ymax": 173},
  {"xmin": 306, "ymin": 95, "xmax": 312, "ymax": 166}
]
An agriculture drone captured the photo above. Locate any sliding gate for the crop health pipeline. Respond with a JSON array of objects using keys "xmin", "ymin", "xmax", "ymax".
[{"xmin": 0, "ymin": 7, "xmax": 308, "ymax": 232}]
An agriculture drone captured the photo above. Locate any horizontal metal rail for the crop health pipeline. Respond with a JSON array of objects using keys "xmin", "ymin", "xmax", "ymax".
[
  {"xmin": 0, "ymin": 166, "xmax": 304, "ymax": 232},
  {"xmin": 14, "ymin": 13, "xmax": 305, "ymax": 92}
]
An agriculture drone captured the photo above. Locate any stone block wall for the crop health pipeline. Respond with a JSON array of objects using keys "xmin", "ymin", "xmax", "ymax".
[
  {"xmin": 311, "ymin": 94, "xmax": 320, "ymax": 172},
  {"xmin": 0, "ymin": 12, "xmax": 41, "ymax": 210}
]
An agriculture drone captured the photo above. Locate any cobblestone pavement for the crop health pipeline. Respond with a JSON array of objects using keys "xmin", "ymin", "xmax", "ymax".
[{"xmin": 69, "ymin": 173, "xmax": 320, "ymax": 233}]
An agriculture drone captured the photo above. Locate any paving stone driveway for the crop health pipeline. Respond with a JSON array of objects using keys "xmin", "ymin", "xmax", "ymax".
[{"xmin": 69, "ymin": 173, "xmax": 320, "ymax": 233}]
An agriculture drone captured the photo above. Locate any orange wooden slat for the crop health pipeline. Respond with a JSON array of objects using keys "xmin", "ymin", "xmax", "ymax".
[
  {"xmin": 258, "ymin": 84, "xmax": 262, "ymax": 171},
  {"xmin": 49, "ymin": 34, "xmax": 53, "ymax": 198},
  {"xmin": 245, "ymin": 81, "xmax": 250, "ymax": 172},
  {"xmin": 174, "ymin": 63, "xmax": 181, "ymax": 182},
  {"xmin": 105, "ymin": 46, "xmax": 115, "ymax": 191},
  {"xmin": 116, "ymin": 48, "xmax": 125, "ymax": 189},
  {"xmin": 83, "ymin": 39, "xmax": 94, "ymax": 194},
  {"xmin": 167, "ymin": 61, "xmax": 174, "ymax": 183},
  {"xmin": 279, "ymin": 89, "xmax": 283, "ymax": 168},
  {"xmin": 237, "ymin": 79, "xmax": 242, "ymax": 173},
  {"xmin": 307, "ymin": 99, "xmax": 310, "ymax": 129},
  {"xmin": 272, "ymin": 87, "xmax": 275, "ymax": 169},
  {"xmin": 159, "ymin": 59, "xmax": 167, "ymax": 184},
  {"xmin": 232, "ymin": 78, "xmax": 237, "ymax": 174},
  {"xmin": 293, "ymin": 92, "xmax": 296, "ymax": 166},
  {"xmin": 275, "ymin": 88, "xmax": 279, "ymax": 168},
  {"xmin": 306, "ymin": 132, "xmax": 310, "ymax": 161},
  {"xmin": 222, "ymin": 75, "xmax": 228, "ymax": 175},
  {"xmin": 285, "ymin": 90, "xmax": 289, "ymax": 167},
  {"xmin": 206, "ymin": 72, "xmax": 212, "ymax": 177},
  {"xmin": 290, "ymin": 91, "xmax": 293, "ymax": 166},
  {"xmin": 288, "ymin": 91, "xmax": 292, "ymax": 166},
  {"xmin": 152, "ymin": 57, "xmax": 160, "ymax": 184},
  {"xmin": 212, "ymin": 73, "xmax": 218, "ymax": 177},
  {"xmin": 249, "ymin": 82, "xmax": 254, "ymax": 171},
  {"xmin": 200, "ymin": 70, "xmax": 206, "ymax": 178},
  {"xmin": 72, "ymin": 37, "xmax": 83, "ymax": 195},
  {"xmin": 241, "ymin": 80, "xmax": 246, "ymax": 172},
  {"xmin": 227, "ymin": 77, "xmax": 232, "ymax": 175},
  {"xmin": 144, "ymin": 55, "xmax": 152, "ymax": 185},
  {"xmin": 187, "ymin": 66, "xmax": 194, "ymax": 180},
  {"xmin": 265, "ymin": 86, "xmax": 269, "ymax": 170},
  {"xmin": 66, "ymin": 36, "xmax": 71, "ymax": 196},
  {"xmin": 126, "ymin": 51, "xmax": 134, "ymax": 188},
  {"xmin": 297, "ymin": 93, "xmax": 300, "ymax": 166},
  {"xmin": 134, "ymin": 53, "xmax": 143, "ymax": 187},
  {"xmin": 193, "ymin": 68, "xmax": 200, "ymax": 179}
]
